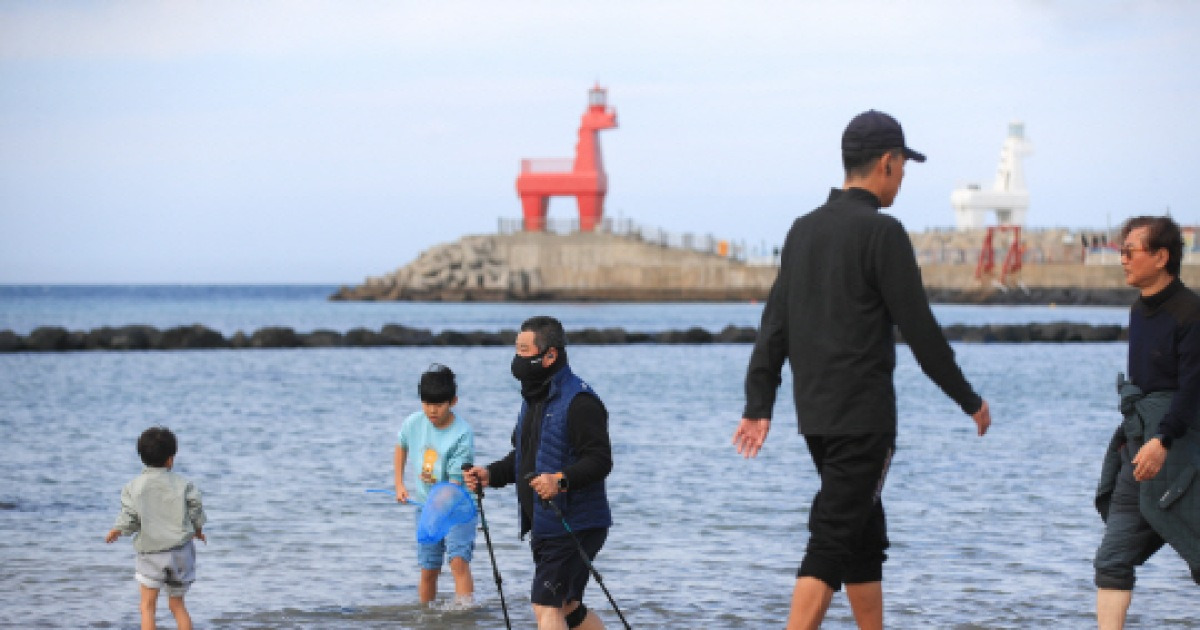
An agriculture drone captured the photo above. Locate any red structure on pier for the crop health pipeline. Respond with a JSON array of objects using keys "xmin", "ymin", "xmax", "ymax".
[
  {"xmin": 515, "ymin": 85, "xmax": 618, "ymax": 232},
  {"xmin": 976, "ymin": 225, "xmax": 1024, "ymax": 284}
]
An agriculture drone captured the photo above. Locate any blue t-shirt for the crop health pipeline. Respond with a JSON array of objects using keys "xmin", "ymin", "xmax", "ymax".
[{"xmin": 397, "ymin": 411, "xmax": 474, "ymax": 504}]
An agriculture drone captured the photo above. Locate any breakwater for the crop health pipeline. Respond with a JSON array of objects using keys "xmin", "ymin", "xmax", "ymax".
[
  {"xmin": 0, "ymin": 321, "xmax": 1127, "ymax": 352},
  {"xmin": 331, "ymin": 231, "xmax": 775, "ymax": 302},
  {"xmin": 331, "ymin": 229, "xmax": 1200, "ymax": 304},
  {"xmin": 923, "ymin": 286, "xmax": 1138, "ymax": 306}
]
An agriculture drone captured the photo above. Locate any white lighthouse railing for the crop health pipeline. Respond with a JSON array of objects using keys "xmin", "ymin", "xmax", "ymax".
[{"xmin": 497, "ymin": 216, "xmax": 749, "ymax": 262}]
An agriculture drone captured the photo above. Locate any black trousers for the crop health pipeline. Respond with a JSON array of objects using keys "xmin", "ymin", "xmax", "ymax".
[{"xmin": 798, "ymin": 432, "xmax": 895, "ymax": 591}]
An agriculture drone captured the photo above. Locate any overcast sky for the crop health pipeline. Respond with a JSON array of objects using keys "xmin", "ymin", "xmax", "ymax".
[{"xmin": 2, "ymin": 1, "xmax": 1198, "ymax": 283}]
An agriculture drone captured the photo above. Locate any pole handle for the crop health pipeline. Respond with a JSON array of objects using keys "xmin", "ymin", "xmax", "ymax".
[{"xmin": 462, "ymin": 462, "xmax": 485, "ymax": 498}]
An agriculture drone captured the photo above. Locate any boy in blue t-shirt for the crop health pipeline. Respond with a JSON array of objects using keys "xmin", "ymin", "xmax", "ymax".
[{"xmin": 394, "ymin": 363, "xmax": 477, "ymax": 607}]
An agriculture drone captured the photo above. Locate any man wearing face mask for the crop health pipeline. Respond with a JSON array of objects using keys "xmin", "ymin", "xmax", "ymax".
[{"xmin": 464, "ymin": 315, "xmax": 613, "ymax": 630}]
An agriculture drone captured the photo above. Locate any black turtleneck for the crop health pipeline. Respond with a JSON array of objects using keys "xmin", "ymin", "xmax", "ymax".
[
  {"xmin": 744, "ymin": 187, "xmax": 982, "ymax": 434},
  {"xmin": 486, "ymin": 359, "xmax": 613, "ymax": 530},
  {"xmin": 1128, "ymin": 277, "xmax": 1200, "ymax": 445}
]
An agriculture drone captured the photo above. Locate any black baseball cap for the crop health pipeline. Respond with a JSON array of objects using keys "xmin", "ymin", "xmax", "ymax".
[{"xmin": 842, "ymin": 110, "xmax": 926, "ymax": 163}]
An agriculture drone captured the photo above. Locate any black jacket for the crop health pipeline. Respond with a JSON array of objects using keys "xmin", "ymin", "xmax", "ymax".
[{"xmin": 744, "ymin": 187, "xmax": 981, "ymax": 434}]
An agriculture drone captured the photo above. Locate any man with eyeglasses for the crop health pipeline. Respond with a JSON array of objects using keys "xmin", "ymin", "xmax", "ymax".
[
  {"xmin": 732, "ymin": 110, "xmax": 992, "ymax": 630},
  {"xmin": 1094, "ymin": 216, "xmax": 1200, "ymax": 629}
]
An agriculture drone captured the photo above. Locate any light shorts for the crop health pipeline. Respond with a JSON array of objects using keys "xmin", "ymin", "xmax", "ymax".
[
  {"xmin": 135, "ymin": 539, "xmax": 196, "ymax": 597},
  {"xmin": 416, "ymin": 508, "xmax": 477, "ymax": 571}
]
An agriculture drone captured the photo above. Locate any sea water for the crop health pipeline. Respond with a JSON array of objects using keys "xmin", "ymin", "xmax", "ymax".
[
  {"xmin": 1, "ymin": 289, "xmax": 1194, "ymax": 629},
  {"xmin": 0, "ymin": 285, "xmax": 1128, "ymax": 336}
]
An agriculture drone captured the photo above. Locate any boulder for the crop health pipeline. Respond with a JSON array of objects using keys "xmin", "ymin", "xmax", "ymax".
[
  {"xmin": 1081, "ymin": 324, "xmax": 1122, "ymax": 342},
  {"xmin": 109, "ymin": 325, "xmax": 162, "ymax": 350},
  {"xmin": 26, "ymin": 326, "xmax": 75, "ymax": 351},
  {"xmin": 1029, "ymin": 322, "xmax": 1069, "ymax": 342},
  {"xmin": 249, "ymin": 327, "xmax": 301, "ymax": 348},
  {"xmin": 476, "ymin": 331, "xmax": 511, "ymax": 346},
  {"xmin": 625, "ymin": 332, "xmax": 653, "ymax": 344},
  {"xmin": 435, "ymin": 330, "xmax": 492, "ymax": 346},
  {"xmin": 67, "ymin": 331, "xmax": 87, "ymax": 349},
  {"xmin": 654, "ymin": 327, "xmax": 714, "ymax": 344},
  {"xmin": 379, "ymin": 324, "xmax": 435, "ymax": 346},
  {"xmin": 159, "ymin": 325, "xmax": 228, "ymax": 349},
  {"xmin": 229, "ymin": 331, "xmax": 251, "ymax": 348},
  {"xmin": 715, "ymin": 325, "xmax": 757, "ymax": 343},
  {"xmin": 0, "ymin": 330, "xmax": 23, "ymax": 352},
  {"xmin": 83, "ymin": 327, "xmax": 117, "ymax": 350},
  {"xmin": 570, "ymin": 328, "xmax": 628, "ymax": 345},
  {"xmin": 84, "ymin": 325, "xmax": 162, "ymax": 350},
  {"xmin": 344, "ymin": 328, "xmax": 385, "ymax": 346},
  {"xmin": 300, "ymin": 330, "xmax": 345, "ymax": 348}
]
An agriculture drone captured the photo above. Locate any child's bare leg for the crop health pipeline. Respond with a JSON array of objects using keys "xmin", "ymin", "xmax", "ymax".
[
  {"xmin": 419, "ymin": 568, "xmax": 440, "ymax": 604},
  {"xmin": 168, "ymin": 595, "xmax": 192, "ymax": 630},
  {"xmin": 449, "ymin": 556, "xmax": 474, "ymax": 599},
  {"xmin": 139, "ymin": 585, "xmax": 159, "ymax": 630}
]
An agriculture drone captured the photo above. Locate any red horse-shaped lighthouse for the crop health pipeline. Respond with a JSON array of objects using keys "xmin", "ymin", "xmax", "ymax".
[{"xmin": 516, "ymin": 85, "xmax": 618, "ymax": 232}]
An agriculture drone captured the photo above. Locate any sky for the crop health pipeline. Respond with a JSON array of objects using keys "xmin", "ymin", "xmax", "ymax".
[{"xmin": 2, "ymin": 1, "xmax": 1198, "ymax": 284}]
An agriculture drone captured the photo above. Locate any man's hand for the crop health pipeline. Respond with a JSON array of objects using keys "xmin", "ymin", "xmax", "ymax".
[
  {"xmin": 528, "ymin": 473, "xmax": 561, "ymax": 501},
  {"xmin": 1132, "ymin": 438, "xmax": 1168, "ymax": 481},
  {"xmin": 972, "ymin": 400, "xmax": 992, "ymax": 437},
  {"xmin": 194, "ymin": 530, "xmax": 207, "ymax": 544},
  {"xmin": 104, "ymin": 529, "xmax": 120, "ymax": 544},
  {"xmin": 395, "ymin": 484, "xmax": 411, "ymax": 504},
  {"xmin": 463, "ymin": 466, "xmax": 490, "ymax": 493},
  {"xmin": 732, "ymin": 418, "xmax": 771, "ymax": 458}
]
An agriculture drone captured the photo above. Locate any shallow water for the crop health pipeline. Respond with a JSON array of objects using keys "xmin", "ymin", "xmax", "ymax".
[{"xmin": 2, "ymin": 341, "xmax": 1197, "ymax": 628}]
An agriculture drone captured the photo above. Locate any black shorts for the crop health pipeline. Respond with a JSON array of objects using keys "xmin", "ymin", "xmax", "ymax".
[
  {"xmin": 530, "ymin": 528, "xmax": 607, "ymax": 607},
  {"xmin": 799, "ymin": 432, "xmax": 895, "ymax": 590}
]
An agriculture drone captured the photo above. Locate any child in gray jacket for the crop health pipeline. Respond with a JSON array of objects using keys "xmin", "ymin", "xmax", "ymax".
[{"xmin": 105, "ymin": 427, "xmax": 206, "ymax": 630}]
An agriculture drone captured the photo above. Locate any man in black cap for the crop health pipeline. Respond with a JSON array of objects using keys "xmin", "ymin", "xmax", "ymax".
[{"xmin": 732, "ymin": 110, "xmax": 992, "ymax": 630}]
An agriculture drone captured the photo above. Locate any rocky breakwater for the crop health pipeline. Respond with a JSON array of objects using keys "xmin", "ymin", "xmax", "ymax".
[
  {"xmin": 331, "ymin": 227, "xmax": 1200, "ymax": 305},
  {"xmin": 0, "ymin": 324, "xmax": 513, "ymax": 352},
  {"xmin": 330, "ymin": 231, "xmax": 777, "ymax": 302},
  {"xmin": 1, "ymin": 322, "xmax": 1127, "ymax": 352},
  {"xmin": 922, "ymin": 285, "xmax": 1140, "ymax": 306}
]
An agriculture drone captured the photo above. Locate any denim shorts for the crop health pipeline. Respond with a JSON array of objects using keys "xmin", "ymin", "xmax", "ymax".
[
  {"xmin": 135, "ymin": 540, "xmax": 196, "ymax": 597},
  {"xmin": 416, "ymin": 509, "xmax": 477, "ymax": 571}
]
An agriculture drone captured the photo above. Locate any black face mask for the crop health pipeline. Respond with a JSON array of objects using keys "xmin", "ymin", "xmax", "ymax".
[{"xmin": 511, "ymin": 350, "xmax": 553, "ymax": 383}]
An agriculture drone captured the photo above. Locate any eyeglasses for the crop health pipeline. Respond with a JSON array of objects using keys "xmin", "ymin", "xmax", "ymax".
[{"xmin": 1119, "ymin": 246, "xmax": 1150, "ymax": 259}]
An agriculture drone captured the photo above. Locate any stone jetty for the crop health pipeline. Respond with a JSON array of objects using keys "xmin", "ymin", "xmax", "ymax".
[
  {"xmin": 331, "ymin": 231, "xmax": 773, "ymax": 302},
  {"xmin": 0, "ymin": 321, "xmax": 1127, "ymax": 352},
  {"xmin": 329, "ymin": 228, "xmax": 1200, "ymax": 305}
]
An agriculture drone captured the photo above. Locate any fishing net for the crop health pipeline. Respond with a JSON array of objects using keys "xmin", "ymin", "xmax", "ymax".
[{"xmin": 417, "ymin": 482, "xmax": 477, "ymax": 544}]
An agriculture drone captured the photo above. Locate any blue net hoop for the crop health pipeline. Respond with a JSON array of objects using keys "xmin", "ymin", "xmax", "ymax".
[{"xmin": 416, "ymin": 482, "xmax": 477, "ymax": 544}]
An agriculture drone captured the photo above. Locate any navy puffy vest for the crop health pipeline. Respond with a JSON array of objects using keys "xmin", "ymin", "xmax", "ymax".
[{"xmin": 515, "ymin": 363, "xmax": 612, "ymax": 538}]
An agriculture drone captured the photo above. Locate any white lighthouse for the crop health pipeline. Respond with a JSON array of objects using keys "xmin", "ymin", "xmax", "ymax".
[{"xmin": 950, "ymin": 121, "xmax": 1033, "ymax": 230}]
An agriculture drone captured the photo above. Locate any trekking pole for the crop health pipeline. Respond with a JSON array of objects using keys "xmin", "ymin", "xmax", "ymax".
[
  {"xmin": 462, "ymin": 464, "xmax": 511, "ymax": 630},
  {"xmin": 527, "ymin": 474, "xmax": 632, "ymax": 629}
]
